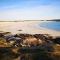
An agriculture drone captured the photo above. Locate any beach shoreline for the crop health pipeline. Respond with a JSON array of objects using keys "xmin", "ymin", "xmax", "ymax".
[
  {"xmin": 0, "ymin": 21, "xmax": 60, "ymax": 37},
  {"xmin": 0, "ymin": 21, "xmax": 60, "ymax": 60}
]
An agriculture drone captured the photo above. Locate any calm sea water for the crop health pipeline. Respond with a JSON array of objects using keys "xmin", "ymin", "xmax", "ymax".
[{"xmin": 39, "ymin": 21, "xmax": 60, "ymax": 31}]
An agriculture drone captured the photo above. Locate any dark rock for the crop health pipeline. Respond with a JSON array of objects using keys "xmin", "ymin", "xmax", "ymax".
[
  {"xmin": 18, "ymin": 29, "xmax": 22, "ymax": 31},
  {"xmin": 0, "ymin": 33, "xmax": 4, "ymax": 37},
  {"xmin": 34, "ymin": 34, "xmax": 52, "ymax": 40},
  {"xmin": 52, "ymin": 37, "xmax": 60, "ymax": 44},
  {"xmin": 4, "ymin": 34, "xmax": 14, "ymax": 40},
  {"xmin": 18, "ymin": 34, "xmax": 33, "ymax": 39},
  {"xmin": 8, "ymin": 37, "xmax": 23, "ymax": 47}
]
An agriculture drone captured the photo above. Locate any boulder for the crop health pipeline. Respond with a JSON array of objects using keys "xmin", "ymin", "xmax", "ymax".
[{"xmin": 52, "ymin": 37, "xmax": 60, "ymax": 44}]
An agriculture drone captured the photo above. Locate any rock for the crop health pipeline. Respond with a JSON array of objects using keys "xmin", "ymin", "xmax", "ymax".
[
  {"xmin": 34, "ymin": 34, "xmax": 52, "ymax": 41},
  {"xmin": 8, "ymin": 37, "xmax": 23, "ymax": 47},
  {"xmin": 4, "ymin": 34, "xmax": 14, "ymax": 40},
  {"xmin": 18, "ymin": 29, "xmax": 22, "ymax": 31},
  {"xmin": 0, "ymin": 32, "xmax": 11, "ymax": 37},
  {"xmin": 18, "ymin": 34, "xmax": 33, "ymax": 39},
  {"xmin": 52, "ymin": 37, "xmax": 60, "ymax": 44}
]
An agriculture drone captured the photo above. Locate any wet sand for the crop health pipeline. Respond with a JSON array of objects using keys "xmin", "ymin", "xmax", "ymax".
[{"xmin": 0, "ymin": 21, "xmax": 60, "ymax": 37}]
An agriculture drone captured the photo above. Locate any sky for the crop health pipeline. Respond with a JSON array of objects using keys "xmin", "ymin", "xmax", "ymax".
[{"xmin": 0, "ymin": 0, "xmax": 60, "ymax": 21}]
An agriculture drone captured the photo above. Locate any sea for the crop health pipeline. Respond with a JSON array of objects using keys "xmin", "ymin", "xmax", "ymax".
[{"xmin": 39, "ymin": 21, "xmax": 60, "ymax": 31}]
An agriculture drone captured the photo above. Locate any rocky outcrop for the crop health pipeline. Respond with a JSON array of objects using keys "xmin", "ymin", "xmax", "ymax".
[
  {"xmin": 52, "ymin": 37, "xmax": 60, "ymax": 44},
  {"xmin": 0, "ymin": 33, "xmax": 60, "ymax": 60}
]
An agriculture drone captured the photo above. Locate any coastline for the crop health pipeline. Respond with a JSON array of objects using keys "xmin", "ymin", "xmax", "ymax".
[
  {"xmin": 0, "ymin": 21, "xmax": 60, "ymax": 37},
  {"xmin": 0, "ymin": 21, "xmax": 60, "ymax": 60}
]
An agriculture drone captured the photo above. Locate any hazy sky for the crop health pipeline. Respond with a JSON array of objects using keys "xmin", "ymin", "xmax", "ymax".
[{"xmin": 0, "ymin": 0, "xmax": 60, "ymax": 20}]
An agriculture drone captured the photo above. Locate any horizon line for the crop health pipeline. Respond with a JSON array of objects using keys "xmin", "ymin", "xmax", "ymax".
[{"xmin": 0, "ymin": 19, "xmax": 60, "ymax": 22}]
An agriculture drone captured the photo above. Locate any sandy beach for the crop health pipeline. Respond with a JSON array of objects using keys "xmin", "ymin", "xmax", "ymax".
[
  {"xmin": 0, "ymin": 21, "xmax": 60, "ymax": 60},
  {"xmin": 0, "ymin": 21, "xmax": 60, "ymax": 37}
]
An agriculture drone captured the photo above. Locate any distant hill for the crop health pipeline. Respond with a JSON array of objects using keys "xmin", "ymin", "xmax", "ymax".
[{"xmin": 46, "ymin": 19, "xmax": 60, "ymax": 21}]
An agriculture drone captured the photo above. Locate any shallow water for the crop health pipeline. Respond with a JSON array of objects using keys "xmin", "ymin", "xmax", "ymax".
[{"xmin": 39, "ymin": 21, "xmax": 60, "ymax": 31}]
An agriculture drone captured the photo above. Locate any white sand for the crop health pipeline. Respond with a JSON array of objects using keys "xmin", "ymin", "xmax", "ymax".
[{"xmin": 0, "ymin": 21, "xmax": 60, "ymax": 37}]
